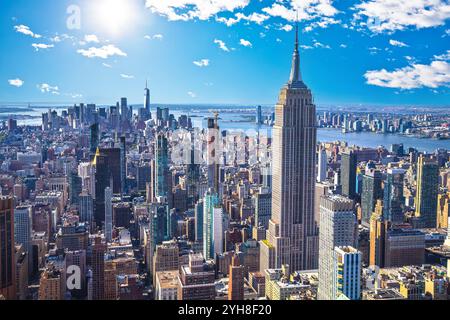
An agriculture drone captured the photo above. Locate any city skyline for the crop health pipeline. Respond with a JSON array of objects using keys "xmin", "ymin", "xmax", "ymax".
[{"xmin": 1, "ymin": 0, "xmax": 449, "ymax": 106}]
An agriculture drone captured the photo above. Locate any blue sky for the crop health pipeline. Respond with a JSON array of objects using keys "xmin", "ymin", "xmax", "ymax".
[{"xmin": 0, "ymin": 0, "xmax": 449, "ymax": 106}]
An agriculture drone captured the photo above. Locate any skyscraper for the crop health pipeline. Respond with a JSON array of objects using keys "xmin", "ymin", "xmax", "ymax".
[
  {"xmin": 341, "ymin": 150, "xmax": 357, "ymax": 199},
  {"xmin": 14, "ymin": 205, "xmax": 32, "ymax": 273},
  {"xmin": 317, "ymin": 146, "xmax": 328, "ymax": 183},
  {"xmin": 361, "ymin": 168, "xmax": 383, "ymax": 226},
  {"xmin": 104, "ymin": 187, "xmax": 113, "ymax": 242},
  {"xmin": 155, "ymin": 133, "xmax": 169, "ymax": 198},
  {"xmin": 203, "ymin": 190, "xmax": 220, "ymax": 260},
  {"xmin": 91, "ymin": 236, "xmax": 105, "ymax": 300},
  {"xmin": 383, "ymin": 168, "xmax": 405, "ymax": 224},
  {"xmin": 318, "ymin": 195, "xmax": 357, "ymax": 300},
  {"xmin": 207, "ymin": 114, "xmax": 220, "ymax": 194},
  {"xmin": 228, "ymin": 254, "xmax": 244, "ymax": 300},
  {"xmin": 262, "ymin": 23, "xmax": 318, "ymax": 272},
  {"xmin": 415, "ymin": 155, "xmax": 439, "ymax": 228},
  {"xmin": 0, "ymin": 197, "xmax": 16, "ymax": 300},
  {"xmin": 144, "ymin": 80, "xmax": 151, "ymax": 118}
]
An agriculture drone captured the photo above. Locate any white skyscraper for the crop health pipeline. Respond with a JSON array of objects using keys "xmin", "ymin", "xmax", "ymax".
[
  {"xmin": 104, "ymin": 187, "xmax": 113, "ymax": 242},
  {"xmin": 317, "ymin": 146, "xmax": 327, "ymax": 182},
  {"xmin": 333, "ymin": 246, "xmax": 362, "ymax": 300},
  {"xmin": 262, "ymin": 23, "xmax": 318, "ymax": 272},
  {"xmin": 318, "ymin": 195, "xmax": 357, "ymax": 300}
]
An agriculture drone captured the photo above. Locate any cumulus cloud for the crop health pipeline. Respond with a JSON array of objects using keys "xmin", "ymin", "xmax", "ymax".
[
  {"xmin": 389, "ymin": 39, "xmax": 408, "ymax": 47},
  {"xmin": 364, "ymin": 58, "xmax": 450, "ymax": 89},
  {"xmin": 8, "ymin": 79, "xmax": 24, "ymax": 87},
  {"xmin": 84, "ymin": 34, "xmax": 100, "ymax": 43},
  {"xmin": 280, "ymin": 24, "xmax": 293, "ymax": 32},
  {"xmin": 32, "ymin": 43, "xmax": 54, "ymax": 51},
  {"xmin": 77, "ymin": 45, "xmax": 127, "ymax": 59},
  {"xmin": 214, "ymin": 39, "xmax": 230, "ymax": 52},
  {"xmin": 216, "ymin": 12, "xmax": 269, "ymax": 26},
  {"xmin": 239, "ymin": 39, "xmax": 252, "ymax": 47},
  {"xmin": 37, "ymin": 83, "xmax": 59, "ymax": 94},
  {"xmin": 187, "ymin": 91, "xmax": 197, "ymax": 98},
  {"xmin": 14, "ymin": 25, "xmax": 41, "ymax": 38},
  {"xmin": 193, "ymin": 59, "xmax": 210, "ymax": 67},
  {"xmin": 145, "ymin": 0, "xmax": 250, "ymax": 21},
  {"xmin": 354, "ymin": 0, "xmax": 450, "ymax": 33},
  {"xmin": 262, "ymin": 0, "xmax": 339, "ymax": 21}
]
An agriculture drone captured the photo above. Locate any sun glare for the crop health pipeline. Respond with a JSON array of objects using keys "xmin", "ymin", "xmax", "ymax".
[{"xmin": 89, "ymin": 0, "xmax": 138, "ymax": 37}]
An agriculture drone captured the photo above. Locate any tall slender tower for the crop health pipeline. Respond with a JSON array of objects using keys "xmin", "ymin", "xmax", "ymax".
[
  {"xmin": 262, "ymin": 23, "xmax": 318, "ymax": 272},
  {"xmin": 144, "ymin": 80, "xmax": 151, "ymax": 118}
]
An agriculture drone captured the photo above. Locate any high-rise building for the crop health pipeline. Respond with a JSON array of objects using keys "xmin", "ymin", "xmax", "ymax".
[
  {"xmin": 91, "ymin": 236, "xmax": 105, "ymax": 300},
  {"xmin": 155, "ymin": 133, "xmax": 169, "ymax": 198},
  {"xmin": 152, "ymin": 241, "xmax": 179, "ymax": 284},
  {"xmin": 333, "ymin": 246, "xmax": 362, "ymax": 300},
  {"xmin": 104, "ymin": 187, "xmax": 113, "ymax": 242},
  {"xmin": 89, "ymin": 123, "xmax": 99, "ymax": 154},
  {"xmin": 361, "ymin": 169, "xmax": 383, "ymax": 226},
  {"xmin": 256, "ymin": 105, "xmax": 263, "ymax": 125},
  {"xmin": 79, "ymin": 192, "xmax": 93, "ymax": 226},
  {"xmin": 207, "ymin": 114, "xmax": 221, "ymax": 193},
  {"xmin": 437, "ymin": 192, "xmax": 450, "ymax": 229},
  {"xmin": 203, "ymin": 190, "xmax": 220, "ymax": 260},
  {"xmin": 228, "ymin": 254, "xmax": 244, "ymax": 300},
  {"xmin": 263, "ymin": 23, "xmax": 318, "ymax": 272},
  {"xmin": 144, "ymin": 80, "xmax": 151, "ymax": 118},
  {"xmin": 137, "ymin": 163, "xmax": 152, "ymax": 193},
  {"xmin": 194, "ymin": 200, "xmax": 203, "ymax": 243},
  {"xmin": 369, "ymin": 200, "xmax": 388, "ymax": 268},
  {"xmin": 14, "ymin": 205, "xmax": 32, "ymax": 273},
  {"xmin": 384, "ymin": 228, "xmax": 425, "ymax": 267},
  {"xmin": 341, "ymin": 151, "xmax": 357, "ymax": 199},
  {"xmin": 415, "ymin": 155, "xmax": 439, "ymax": 228},
  {"xmin": 318, "ymin": 195, "xmax": 357, "ymax": 300},
  {"xmin": 0, "ymin": 197, "xmax": 16, "ymax": 300},
  {"xmin": 254, "ymin": 187, "xmax": 271, "ymax": 230},
  {"xmin": 383, "ymin": 169, "xmax": 405, "ymax": 224},
  {"xmin": 317, "ymin": 146, "xmax": 328, "ymax": 182}
]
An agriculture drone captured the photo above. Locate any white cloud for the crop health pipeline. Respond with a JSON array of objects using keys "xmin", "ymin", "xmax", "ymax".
[
  {"xmin": 389, "ymin": 39, "xmax": 408, "ymax": 47},
  {"xmin": 8, "ymin": 79, "xmax": 24, "ymax": 87},
  {"xmin": 37, "ymin": 83, "xmax": 59, "ymax": 94},
  {"xmin": 32, "ymin": 43, "xmax": 54, "ymax": 51},
  {"xmin": 434, "ymin": 50, "xmax": 450, "ymax": 61},
  {"xmin": 193, "ymin": 59, "xmax": 210, "ymax": 67},
  {"xmin": 145, "ymin": 34, "xmax": 164, "ymax": 40},
  {"xmin": 280, "ymin": 24, "xmax": 293, "ymax": 32},
  {"xmin": 145, "ymin": 0, "xmax": 250, "ymax": 21},
  {"xmin": 262, "ymin": 0, "xmax": 339, "ymax": 21},
  {"xmin": 364, "ymin": 59, "xmax": 450, "ymax": 89},
  {"xmin": 14, "ymin": 25, "xmax": 41, "ymax": 38},
  {"xmin": 120, "ymin": 74, "xmax": 135, "ymax": 79},
  {"xmin": 340, "ymin": 44, "xmax": 347, "ymax": 48},
  {"xmin": 239, "ymin": 39, "xmax": 252, "ymax": 47},
  {"xmin": 77, "ymin": 45, "xmax": 127, "ymax": 59},
  {"xmin": 84, "ymin": 34, "xmax": 100, "ymax": 43},
  {"xmin": 214, "ymin": 39, "xmax": 230, "ymax": 52},
  {"xmin": 102, "ymin": 63, "xmax": 113, "ymax": 68},
  {"xmin": 188, "ymin": 91, "xmax": 197, "ymax": 98},
  {"xmin": 216, "ymin": 12, "xmax": 269, "ymax": 26},
  {"xmin": 354, "ymin": 0, "xmax": 450, "ymax": 33}
]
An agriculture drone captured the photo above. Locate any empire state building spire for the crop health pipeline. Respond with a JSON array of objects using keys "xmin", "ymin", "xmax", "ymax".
[{"xmin": 287, "ymin": 21, "xmax": 306, "ymax": 89}]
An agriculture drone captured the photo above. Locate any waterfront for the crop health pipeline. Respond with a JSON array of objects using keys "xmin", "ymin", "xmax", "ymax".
[{"xmin": 2, "ymin": 104, "xmax": 448, "ymax": 153}]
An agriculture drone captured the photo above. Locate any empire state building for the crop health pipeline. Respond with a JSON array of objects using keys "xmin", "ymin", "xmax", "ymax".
[{"xmin": 260, "ymin": 24, "xmax": 318, "ymax": 272}]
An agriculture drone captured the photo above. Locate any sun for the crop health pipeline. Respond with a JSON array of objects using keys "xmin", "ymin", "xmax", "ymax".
[{"xmin": 88, "ymin": 0, "xmax": 139, "ymax": 37}]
